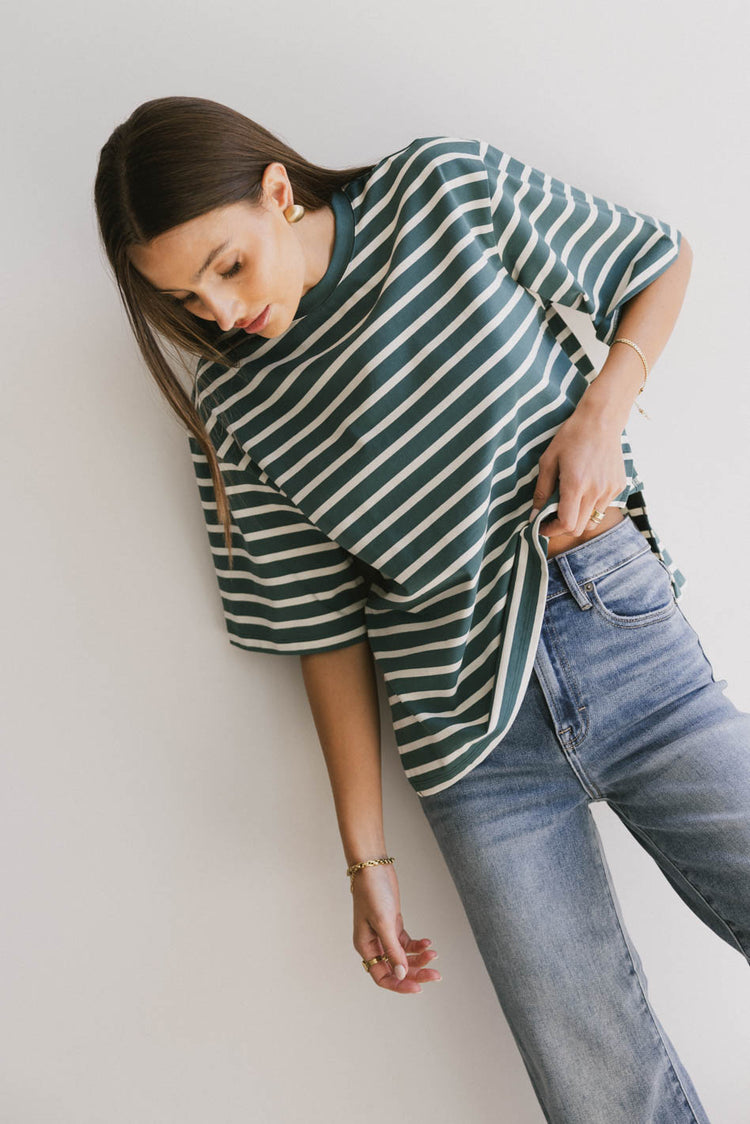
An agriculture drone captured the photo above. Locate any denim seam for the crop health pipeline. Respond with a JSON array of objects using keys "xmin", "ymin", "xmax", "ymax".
[
  {"xmin": 587, "ymin": 584, "xmax": 679, "ymax": 630},
  {"xmin": 675, "ymin": 603, "xmax": 720, "ymax": 685},
  {"xmin": 543, "ymin": 610, "xmax": 593, "ymax": 758},
  {"xmin": 545, "ymin": 548, "xmax": 656, "ymax": 606},
  {"xmin": 589, "ymin": 821, "xmax": 706, "ymax": 1123},
  {"xmin": 573, "ymin": 545, "xmax": 651, "ymax": 586},
  {"xmin": 533, "ymin": 645, "xmax": 565, "ymax": 735},
  {"xmin": 609, "ymin": 801, "xmax": 749, "ymax": 962}
]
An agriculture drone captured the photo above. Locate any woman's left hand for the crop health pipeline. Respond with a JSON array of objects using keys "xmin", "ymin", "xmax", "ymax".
[{"xmin": 530, "ymin": 403, "xmax": 628, "ymax": 539}]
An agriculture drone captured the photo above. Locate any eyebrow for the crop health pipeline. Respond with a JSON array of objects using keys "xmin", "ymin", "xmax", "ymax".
[{"xmin": 157, "ymin": 239, "xmax": 231, "ymax": 294}]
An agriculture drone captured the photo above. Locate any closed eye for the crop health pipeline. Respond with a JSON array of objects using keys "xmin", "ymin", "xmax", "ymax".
[{"xmin": 173, "ymin": 260, "xmax": 242, "ymax": 307}]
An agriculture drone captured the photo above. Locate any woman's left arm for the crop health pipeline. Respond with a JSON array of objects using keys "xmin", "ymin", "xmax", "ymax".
[{"xmin": 532, "ymin": 235, "xmax": 694, "ymax": 539}]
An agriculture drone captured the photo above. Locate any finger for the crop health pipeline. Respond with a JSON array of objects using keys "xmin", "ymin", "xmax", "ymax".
[
  {"xmin": 539, "ymin": 509, "xmax": 573, "ymax": 538},
  {"xmin": 380, "ymin": 928, "xmax": 410, "ymax": 982},
  {"xmin": 403, "ymin": 936, "xmax": 433, "ymax": 954},
  {"xmin": 370, "ymin": 964, "xmax": 423, "ymax": 993},
  {"xmin": 365, "ymin": 953, "xmax": 423, "ymax": 993},
  {"xmin": 581, "ymin": 499, "xmax": 608, "ymax": 537},
  {"xmin": 576, "ymin": 491, "xmax": 615, "ymax": 537},
  {"xmin": 553, "ymin": 473, "xmax": 585, "ymax": 536},
  {"xmin": 359, "ymin": 930, "xmax": 437, "ymax": 992},
  {"xmin": 529, "ymin": 457, "xmax": 558, "ymax": 521},
  {"xmin": 568, "ymin": 483, "xmax": 601, "ymax": 537},
  {"xmin": 408, "ymin": 946, "xmax": 440, "ymax": 969},
  {"xmin": 407, "ymin": 949, "xmax": 442, "ymax": 982},
  {"xmin": 397, "ymin": 930, "xmax": 436, "ymax": 963},
  {"xmin": 359, "ymin": 936, "xmax": 422, "ymax": 993},
  {"xmin": 397, "ymin": 930, "xmax": 441, "ymax": 980},
  {"xmin": 397, "ymin": 927, "xmax": 432, "ymax": 952},
  {"xmin": 542, "ymin": 477, "xmax": 598, "ymax": 538}
]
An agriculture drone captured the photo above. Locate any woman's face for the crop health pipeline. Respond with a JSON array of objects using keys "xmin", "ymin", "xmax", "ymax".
[{"xmin": 128, "ymin": 162, "xmax": 325, "ymax": 338}]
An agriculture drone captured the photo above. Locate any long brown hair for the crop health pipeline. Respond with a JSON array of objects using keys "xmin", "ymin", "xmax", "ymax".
[{"xmin": 93, "ymin": 96, "xmax": 376, "ymax": 565}]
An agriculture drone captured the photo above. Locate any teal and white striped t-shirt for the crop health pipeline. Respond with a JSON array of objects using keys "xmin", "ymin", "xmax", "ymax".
[{"xmin": 189, "ymin": 134, "xmax": 685, "ymax": 798}]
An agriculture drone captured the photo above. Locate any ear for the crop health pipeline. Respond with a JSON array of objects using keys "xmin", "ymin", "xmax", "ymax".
[{"xmin": 259, "ymin": 161, "xmax": 293, "ymax": 211}]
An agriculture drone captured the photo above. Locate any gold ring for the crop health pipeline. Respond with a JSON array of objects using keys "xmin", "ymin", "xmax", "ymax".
[
  {"xmin": 590, "ymin": 508, "xmax": 606, "ymax": 524},
  {"xmin": 362, "ymin": 954, "xmax": 390, "ymax": 973}
]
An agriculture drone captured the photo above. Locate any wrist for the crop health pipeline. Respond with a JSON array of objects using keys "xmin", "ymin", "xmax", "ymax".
[
  {"xmin": 346, "ymin": 854, "xmax": 396, "ymax": 893},
  {"xmin": 584, "ymin": 343, "xmax": 650, "ymax": 427},
  {"xmin": 343, "ymin": 838, "xmax": 388, "ymax": 868},
  {"xmin": 577, "ymin": 370, "xmax": 634, "ymax": 432}
]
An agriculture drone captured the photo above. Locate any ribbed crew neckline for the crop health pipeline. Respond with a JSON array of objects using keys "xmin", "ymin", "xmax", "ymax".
[{"xmin": 293, "ymin": 188, "xmax": 354, "ymax": 320}]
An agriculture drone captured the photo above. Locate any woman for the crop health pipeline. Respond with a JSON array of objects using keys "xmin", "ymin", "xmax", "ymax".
[{"xmin": 94, "ymin": 96, "xmax": 749, "ymax": 1123}]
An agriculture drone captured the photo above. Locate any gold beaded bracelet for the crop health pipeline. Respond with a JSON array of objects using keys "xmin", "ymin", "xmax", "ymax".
[
  {"xmin": 611, "ymin": 337, "xmax": 651, "ymax": 420},
  {"xmin": 346, "ymin": 856, "xmax": 395, "ymax": 893}
]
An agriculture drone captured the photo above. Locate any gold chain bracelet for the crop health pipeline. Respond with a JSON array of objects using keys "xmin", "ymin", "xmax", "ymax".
[
  {"xmin": 346, "ymin": 856, "xmax": 395, "ymax": 893},
  {"xmin": 611, "ymin": 337, "xmax": 651, "ymax": 420}
]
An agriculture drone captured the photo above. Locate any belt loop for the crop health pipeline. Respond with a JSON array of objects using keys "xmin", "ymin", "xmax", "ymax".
[{"xmin": 554, "ymin": 554, "xmax": 593, "ymax": 610}]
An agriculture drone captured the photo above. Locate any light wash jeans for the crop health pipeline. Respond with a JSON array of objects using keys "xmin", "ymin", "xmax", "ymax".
[{"xmin": 419, "ymin": 513, "xmax": 750, "ymax": 1123}]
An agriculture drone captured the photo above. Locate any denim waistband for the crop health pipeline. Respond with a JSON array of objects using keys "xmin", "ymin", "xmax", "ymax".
[{"xmin": 545, "ymin": 513, "xmax": 651, "ymax": 605}]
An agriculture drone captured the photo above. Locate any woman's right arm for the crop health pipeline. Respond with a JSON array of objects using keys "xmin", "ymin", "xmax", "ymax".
[{"xmin": 299, "ymin": 638, "xmax": 440, "ymax": 994}]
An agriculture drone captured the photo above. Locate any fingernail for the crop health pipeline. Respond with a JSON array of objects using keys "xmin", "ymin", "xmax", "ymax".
[
  {"xmin": 529, "ymin": 508, "xmax": 540, "ymax": 522},
  {"xmin": 394, "ymin": 964, "xmax": 407, "ymax": 981}
]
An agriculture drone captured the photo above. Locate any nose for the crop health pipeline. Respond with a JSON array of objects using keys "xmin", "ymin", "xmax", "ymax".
[
  {"xmin": 200, "ymin": 293, "xmax": 238, "ymax": 332},
  {"xmin": 213, "ymin": 304, "xmax": 239, "ymax": 332}
]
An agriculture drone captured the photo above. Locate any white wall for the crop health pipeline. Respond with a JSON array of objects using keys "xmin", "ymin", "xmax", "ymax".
[{"xmin": 3, "ymin": 1, "xmax": 749, "ymax": 1120}]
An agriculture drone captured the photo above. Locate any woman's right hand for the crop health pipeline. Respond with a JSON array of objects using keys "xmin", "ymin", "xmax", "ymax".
[{"xmin": 352, "ymin": 864, "xmax": 441, "ymax": 994}]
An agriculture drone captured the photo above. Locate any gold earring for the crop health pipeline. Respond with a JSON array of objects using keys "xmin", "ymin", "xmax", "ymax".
[{"xmin": 284, "ymin": 203, "xmax": 305, "ymax": 223}]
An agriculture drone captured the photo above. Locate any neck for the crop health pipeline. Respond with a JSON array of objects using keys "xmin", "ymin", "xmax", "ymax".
[{"xmin": 300, "ymin": 204, "xmax": 336, "ymax": 295}]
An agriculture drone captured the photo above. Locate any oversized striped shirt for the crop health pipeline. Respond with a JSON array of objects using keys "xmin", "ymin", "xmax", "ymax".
[{"xmin": 188, "ymin": 134, "xmax": 686, "ymax": 798}]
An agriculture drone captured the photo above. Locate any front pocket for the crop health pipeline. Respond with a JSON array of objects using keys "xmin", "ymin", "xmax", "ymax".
[{"xmin": 584, "ymin": 547, "xmax": 678, "ymax": 628}]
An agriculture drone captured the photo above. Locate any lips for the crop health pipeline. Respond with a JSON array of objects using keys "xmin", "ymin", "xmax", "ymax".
[{"xmin": 237, "ymin": 305, "xmax": 270, "ymax": 332}]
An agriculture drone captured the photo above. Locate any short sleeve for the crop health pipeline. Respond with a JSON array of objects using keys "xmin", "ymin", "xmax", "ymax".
[
  {"xmin": 188, "ymin": 434, "xmax": 370, "ymax": 656},
  {"xmin": 478, "ymin": 138, "xmax": 683, "ymax": 346}
]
